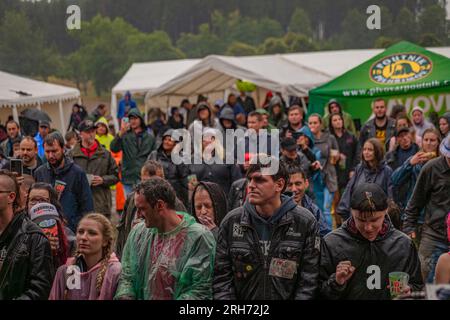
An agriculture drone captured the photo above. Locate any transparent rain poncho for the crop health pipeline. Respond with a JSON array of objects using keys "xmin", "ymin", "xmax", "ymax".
[{"xmin": 115, "ymin": 212, "xmax": 216, "ymax": 300}]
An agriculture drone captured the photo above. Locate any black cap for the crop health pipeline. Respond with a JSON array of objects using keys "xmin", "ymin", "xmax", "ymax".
[
  {"xmin": 350, "ymin": 183, "xmax": 388, "ymax": 211},
  {"xmin": 281, "ymin": 137, "xmax": 298, "ymax": 151},
  {"xmin": 39, "ymin": 120, "xmax": 50, "ymax": 128},
  {"xmin": 396, "ymin": 127, "xmax": 411, "ymax": 137},
  {"xmin": 78, "ymin": 119, "xmax": 95, "ymax": 132}
]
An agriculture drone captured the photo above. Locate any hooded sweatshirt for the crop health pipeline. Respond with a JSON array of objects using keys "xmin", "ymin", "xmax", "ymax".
[
  {"xmin": 110, "ymin": 108, "xmax": 155, "ymax": 185},
  {"xmin": 33, "ymin": 157, "xmax": 94, "ymax": 232},
  {"xmin": 191, "ymin": 182, "xmax": 228, "ymax": 240},
  {"xmin": 244, "ymin": 195, "xmax": 297, "ymax": 257},
  {"xmin": 118, "ymin": 91, "xmax": 137, "ymax": 120},
  {"xmin": 49, "ymin": 253, "xmax": 121, "ymax": 300},
  {"xmin": 95, "ymin": 117, "xmax": 114, "ymax": 151}
]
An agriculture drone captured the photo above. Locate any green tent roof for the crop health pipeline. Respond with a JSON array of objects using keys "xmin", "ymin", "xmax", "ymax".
[
  {"xmin": 309, "ymin": 41, "xmax": 450, "ymax": 120},
  {"xmin": 310, "ymin": 41, "xmax": 450, "ymax": 97}
]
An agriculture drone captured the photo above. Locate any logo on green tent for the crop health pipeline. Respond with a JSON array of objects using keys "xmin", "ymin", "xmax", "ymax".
[{"xmin": 370, "ymin": 53, "xmax": 432, "ymax": 84}]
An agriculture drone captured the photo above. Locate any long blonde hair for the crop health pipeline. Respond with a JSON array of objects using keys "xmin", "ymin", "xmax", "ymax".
[{"xmin": 74, "ymin": 213, "xmax": 114, "ymax": 294}]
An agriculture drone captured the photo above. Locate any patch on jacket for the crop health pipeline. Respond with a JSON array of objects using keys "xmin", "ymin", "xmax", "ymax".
[
  {"xmin": 286, "ymin": 227, "xmax": 302, "ymax": 238},
  {"xmin": 314, "ymin": 236, "xmax": 321, "ymax": 251},
  {"xmin": 233, "ymin": 223, "xmax": 244, "ymax": 238}
]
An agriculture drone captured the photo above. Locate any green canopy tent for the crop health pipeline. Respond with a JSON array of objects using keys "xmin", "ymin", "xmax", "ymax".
[{"xmin": 308, "ymin": 41, "xmax": 450, "ymax": 126}]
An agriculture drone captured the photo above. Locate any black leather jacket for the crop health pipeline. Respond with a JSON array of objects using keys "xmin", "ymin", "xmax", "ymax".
[
  {"xmin": 213, "ymin": 199, "xmax": 320, "ymax": 300},
  {"xmin": 0, "ymin": 211, "xmax": 54, "ymax": 300}
]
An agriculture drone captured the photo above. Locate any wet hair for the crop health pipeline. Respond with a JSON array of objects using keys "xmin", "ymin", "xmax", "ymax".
[
  {"xmin": 65, "ymin": 131, "xmax": 78, "ymax": 142},
  {"xmin": 329, "ymin": 112, "xmax": 345, "ymax": 135},
  {"xmin": 6, "ymin": 120, "xmax": 20, "ymax": 129},
  {"xmin": 308, "ymin": 113, "xmax": 323, "ymax": 124},
  {"xmin": 362, "ymin": 138, "xmax": 385, "ymax": 168},
  {"xmin": 390, "ymin": 105, "xmax": 406, "ymax": 119},
  {"xmin": 288, "ymin": 105, "xmax": 304, "ymax": 116},
  {"xmin": 141, "ymin": 160, "xmax": 164, "ymax": 178},
  {"xmin": 246, "ymin": 155, "xmax": 289, "ymax": 193},
  {"xmin": 285, "ymin": 163, "xmax": 307, "ymax": 180},
  {"xmin": 247, "ymin": 111, "xmax": 263, "ymax": 121},
  {"xmin": 135, "ymin": 177, "xmax": 176, "ymax": 209},
  {"xmin": 44, "ymin": 131, "xmax": 65, "ymax": 148},
  {"xmin": 75, "ymin": 213, "xmax": 114, "ymax": 296},
  {"xmin": 0, "ymin": 170, "xmax": 21, "ymax": 212}
]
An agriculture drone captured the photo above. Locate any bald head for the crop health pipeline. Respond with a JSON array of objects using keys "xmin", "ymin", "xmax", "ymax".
[{"xmin": 0, "ymin": 174, "xmax": 16, "ymax": 192}]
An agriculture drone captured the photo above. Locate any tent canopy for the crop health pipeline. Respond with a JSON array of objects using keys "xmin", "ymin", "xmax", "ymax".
[
  {"xmin": 309, "ymin": 41, "xmax": 450, "ymax": 122},
  {"xmin": 0, "ymin": 70, "xmax": 79, "ymax": 135},
  {"xmin": 112, "ymin": 59, "xmax": 200, "ymax": 95},
  {"xmin": 0, "ymin": 70, "xmax": 79, "ymax": 108},
  {"xmin": 146, "ymin": 54, "xmax": 331, "ymax": 100}
]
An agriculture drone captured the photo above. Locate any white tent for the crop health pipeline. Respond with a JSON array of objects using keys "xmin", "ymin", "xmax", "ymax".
[
  {"xmin": 282, "ymin": 47, "xmax": 450, "ymax": 78},
  {"xmin": 111, "ymin": 59, "xmax": 200, "ymax": 128},
  {"xmin": 146, "ymin": 48, "xmax": 450, "ymax": 101},
  {"xmin": 145, "ymin": 54, "xmax": 331, "ymax": 107},
  {"xmin": 0, "ymin": 70, "xmax": 80, "ymax": 135}
]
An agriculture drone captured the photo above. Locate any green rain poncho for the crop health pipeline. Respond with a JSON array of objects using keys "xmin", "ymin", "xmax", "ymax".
[{"xmin": 115, "ymin": 212, "xmax": 216, "ymax": 300}]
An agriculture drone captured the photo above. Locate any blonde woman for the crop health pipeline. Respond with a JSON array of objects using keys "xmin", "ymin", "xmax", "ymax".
[{"xmin": 49, "ymin": 213, "xmax": 121, "ymax": 300}]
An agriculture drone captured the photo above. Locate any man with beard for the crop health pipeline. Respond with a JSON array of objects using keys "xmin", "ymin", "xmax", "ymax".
[
  {"xmin": 359, "ymin": 98, "xmax": 396, "ymax": 151},
  {"xmin": 281, "ymin": 105, "xmax": 305, "ymax": 138},
  {"xmin": 34, "ymin": 132, "xmax": 94, "ymax": 232},
  {"xmin": 19, "ymin": 137, "xmax": 43, "ymax": 176}
]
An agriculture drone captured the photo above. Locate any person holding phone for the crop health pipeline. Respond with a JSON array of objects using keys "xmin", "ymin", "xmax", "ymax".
[{"xmin": 111, "ymin": 109, "xmax": 155, "ymax": 197}]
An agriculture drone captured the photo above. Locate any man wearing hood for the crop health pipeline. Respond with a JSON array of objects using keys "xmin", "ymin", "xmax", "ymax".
[
  {"xmin": 188, "ymin": 102, "xmax": 220, "ymax": 142},
  {"xmin": 148, "ymin": 129, "xmax": 190, "ymax": 205},
  {"xmin": 117, "ymin": 91, "xmax": 137, "ymax": 122},
  {"xmin": 69, "ymin": 120, "xmax": 119, "ymax": 219},
  {"xmin": 111, "ymin": 109, "xmax": 155, "ymax": 196},
  {"xmin": 214, "ymin": 157, "xmax": 320, "ymax": 300},
  {"xmin": 320, "ymin": 183, "xmax": 423, "ymax": 300},
  {"xmin": 34, "ymin": 132, "xmax": 94, "ymax": 232}
]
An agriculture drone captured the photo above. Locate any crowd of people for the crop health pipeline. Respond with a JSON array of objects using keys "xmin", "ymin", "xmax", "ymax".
[{"xmin": 0, "ymin": 90, "xmax": 449, "ymax": 300}]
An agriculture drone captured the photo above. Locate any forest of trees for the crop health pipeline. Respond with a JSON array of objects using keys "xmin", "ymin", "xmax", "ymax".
[{"xmin": 0, "ymin": 0, "xmax": 448, "ymax": 96}]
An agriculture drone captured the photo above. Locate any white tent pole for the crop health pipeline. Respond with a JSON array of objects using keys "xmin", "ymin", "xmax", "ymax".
[
  {"xmin": 300, "ymin": 97, "xmax": 308, "ymax": 114},
  {"xmin": 58, "ymin": 99, "xmax": 66, "ymax": 136},
  {"xmin": 12, "ymin": 105, "xmax": 19, "ymax": 123},
  {"xmin": 111, "ymin": 93, "xmax": 119, "ymax": 132},
  {"xmin": 145, "ymin": 103, "xmax": 148, "ymax": 124}
]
